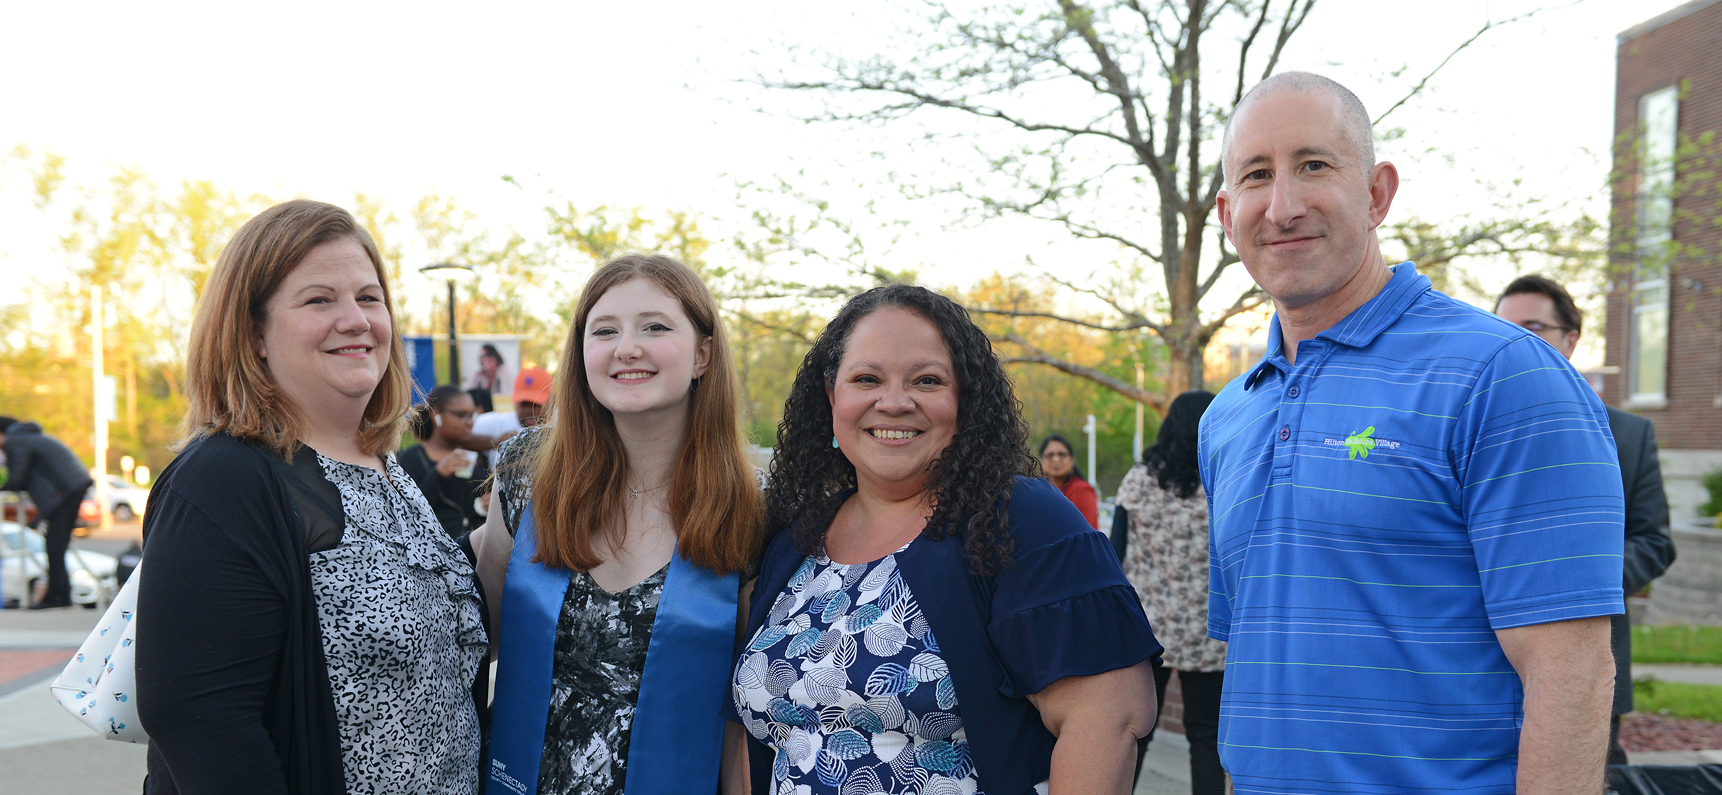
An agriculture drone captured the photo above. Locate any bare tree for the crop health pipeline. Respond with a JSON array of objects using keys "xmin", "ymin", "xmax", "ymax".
[{"xmin": 756, "ymin": 0, "xmax": 1570, "ymax": 400}]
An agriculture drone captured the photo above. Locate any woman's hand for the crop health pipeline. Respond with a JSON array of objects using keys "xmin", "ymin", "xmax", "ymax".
[
  {"xmin": 1026, "ymin": 660, "xmax": 1158, "ymax": 795},
  {"xmin": 435, "ymin": 450, "xmax": 471, "ymax": 477}
]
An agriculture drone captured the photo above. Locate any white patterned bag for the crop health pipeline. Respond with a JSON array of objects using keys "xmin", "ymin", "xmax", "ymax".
[{"xmin": 49, "ymin": 559, "xmax": 146, "ymax": 743}]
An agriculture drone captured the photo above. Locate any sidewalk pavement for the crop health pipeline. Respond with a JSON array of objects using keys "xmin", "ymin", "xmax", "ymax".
[
  {"xmin": 0, "ymin": 602, "xmax": 146, "ymax": 794},
  {"xmin": 1134, "ymin": 730, "xmax": 1193, "ymax": 795},
  {"xmin": 1638, "ymin": 663, "xmax": 1722, "ymax": 687}
]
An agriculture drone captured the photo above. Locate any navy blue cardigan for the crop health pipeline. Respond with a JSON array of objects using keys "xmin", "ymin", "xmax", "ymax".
[{"xmin": 732, "ymin": 476, "xmax": 1162, "ymax": 795}]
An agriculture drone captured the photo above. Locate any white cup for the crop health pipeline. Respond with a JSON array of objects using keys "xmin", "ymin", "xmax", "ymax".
[{"xmin": 453, "ymin": 451, "xmax": 476, "ymax": 480}]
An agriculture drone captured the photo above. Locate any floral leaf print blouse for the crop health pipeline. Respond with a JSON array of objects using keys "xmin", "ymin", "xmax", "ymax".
[
  {"xmin": 493, "ymin": 427, "xmax": 665, "ymax": 795},
  {"xmin": 1114, "ymin": 464, "xmax": 1227, "ymax": 672},
  {"xmin": 733, "ymin": 543, "xmax": 1050, "ymax": 795},
  {"xmin": 308, "ymin": 452, "xmax": 489, "ymax": 794}
]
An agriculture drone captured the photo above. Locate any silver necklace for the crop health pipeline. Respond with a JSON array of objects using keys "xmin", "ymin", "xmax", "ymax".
[{"xmin": 628, "ymin": 481, "xmax": 668, "ymax": 500}]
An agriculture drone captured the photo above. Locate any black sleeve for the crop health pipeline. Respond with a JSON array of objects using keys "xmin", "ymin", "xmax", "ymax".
[
  {"xmin": 1, "ymin": 440, "xmax": 33, "ymax": 493},
  {"xmin": 1110, "ymin": 505, "xmax": 1130, "ymax": 563},
  {"xmin": 135, "ymin": 489, "xmax": 291, "ymax": 795},
  {"xmin": 1622, "ymin": 420, "xmax": 1677, "ymax": 596},
  {"xmin": 396, "ymin": 446, "xmax": 440, "ymax": 508}
]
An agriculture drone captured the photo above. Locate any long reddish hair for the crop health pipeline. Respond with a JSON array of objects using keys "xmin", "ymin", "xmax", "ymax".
[{"xmin": 530, "ymin": 254, "xmax": 763, "ymax": 574}]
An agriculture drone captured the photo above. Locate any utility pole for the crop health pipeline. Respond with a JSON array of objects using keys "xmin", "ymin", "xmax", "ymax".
[
  {"xmin": 1083, "ymin": 413, "xmax": 1099, "ymax": 502},
  {"xmin": 91, "ymin": 285, "xmax": 109, "ymax": 530},
  {"xmin": 420, "ymin": 263, "xmax": 476, "ymax": 386},
  {"xmin": 1132, "ymin": 342, "xmax": 1145, "ymax": 461}
]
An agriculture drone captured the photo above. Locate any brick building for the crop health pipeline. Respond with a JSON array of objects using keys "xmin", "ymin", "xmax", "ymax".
[{"xmin": 1605, "ymin": 0, "xmax": 1722, "ymax": 519}]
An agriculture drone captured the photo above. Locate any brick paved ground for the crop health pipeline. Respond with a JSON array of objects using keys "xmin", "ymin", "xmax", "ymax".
[{"xmin": 0, "ymin": 649, "xmax": 74, "ymax": 688}]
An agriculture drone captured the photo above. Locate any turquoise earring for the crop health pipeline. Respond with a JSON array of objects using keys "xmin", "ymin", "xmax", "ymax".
[{"xmin": 832, "ymin": 436, "xmax": 840, "ymax": 449}]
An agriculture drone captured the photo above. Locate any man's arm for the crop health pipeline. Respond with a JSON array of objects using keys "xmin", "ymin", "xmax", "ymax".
[
  {"xmin": 1496, "ymin": 616, "xmax": 1613, "ymax": 795},
  {"xmin": 1621, "ymin": 420, "xmax": 1676, "ymax": 595}
]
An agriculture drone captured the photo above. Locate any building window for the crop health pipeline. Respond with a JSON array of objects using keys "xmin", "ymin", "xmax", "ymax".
[{"xmin": 1630, "ymin": 86, "xmax": 1678, "ymax": 404}]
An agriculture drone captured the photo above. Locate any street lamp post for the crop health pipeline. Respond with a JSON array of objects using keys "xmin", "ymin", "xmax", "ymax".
[{"xmin": 419, "ymin": 263, "xmax": 476, "ymax": 385}]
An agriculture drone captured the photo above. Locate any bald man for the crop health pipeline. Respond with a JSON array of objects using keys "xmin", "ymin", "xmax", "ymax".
[{"xmin": 1198, "ymin": 73, "xmax": 1622, "ymax": 793}]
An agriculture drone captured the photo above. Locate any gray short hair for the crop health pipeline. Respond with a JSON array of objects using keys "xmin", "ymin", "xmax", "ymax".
[{"xmin": 1221, "ymin": 72, "xmax": 1374, "ymax": 183}]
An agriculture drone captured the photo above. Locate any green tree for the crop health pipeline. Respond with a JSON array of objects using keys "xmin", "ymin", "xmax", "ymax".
[
  {"xmin": 751, "ymin": 0, "xmax": 1578, "ymax": 406},
  {"xmin": 2, "ymin": 149, "xmax": 274, "ymax": 472}
]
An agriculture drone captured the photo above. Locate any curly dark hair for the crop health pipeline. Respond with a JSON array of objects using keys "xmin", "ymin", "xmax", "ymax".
[
  {"xmin": 1140, "ymin": 389, "xmax": 1215, "ymax": 499},
  {"xmin": 767, "ymin": 284, "xmax": 1037, "ymax": 575}
]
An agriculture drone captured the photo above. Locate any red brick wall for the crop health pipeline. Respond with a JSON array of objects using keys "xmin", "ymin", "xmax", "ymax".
[{"xmin": 1605, "ymin": 1, "xmax": 1722, "ymax": 449}]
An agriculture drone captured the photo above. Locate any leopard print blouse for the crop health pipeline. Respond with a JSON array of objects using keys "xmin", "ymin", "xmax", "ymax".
[
  {"xmin": 307, "ymin": 452, "xmax": 489, "ymax": 794},
  {"xmin": 1115, "ymin": 464, "xmax": 1228, "ymax": 672}
]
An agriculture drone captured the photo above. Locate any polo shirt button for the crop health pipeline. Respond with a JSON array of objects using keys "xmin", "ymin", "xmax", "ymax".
[
  {"xmin": 1287, "ymin": 385, "xmax": 1301, "ymax": 398},
  {"xmin": 1278, "ymin": 426, "xmax": 1291, "ymax": 441}
]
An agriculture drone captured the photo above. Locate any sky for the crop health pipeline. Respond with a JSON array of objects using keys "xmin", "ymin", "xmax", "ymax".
[{"xmin": 0, "ymin": 0, "xmax": 1698, "ymax": 367}]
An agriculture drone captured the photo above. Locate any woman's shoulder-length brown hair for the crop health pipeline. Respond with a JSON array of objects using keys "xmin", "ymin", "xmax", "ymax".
[
  {"xmin": 530, "ymin": 253, "xmax": 764, "ymax": 575},
  {"xmin": 179, "ymin": 199, "xmax": 410, "ymax": 458}
]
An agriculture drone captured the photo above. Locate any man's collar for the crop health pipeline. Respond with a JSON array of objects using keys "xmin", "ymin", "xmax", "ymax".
[{"xmin": 1242, "ymin": 262, "xmax": 1430, "ymax": 390}]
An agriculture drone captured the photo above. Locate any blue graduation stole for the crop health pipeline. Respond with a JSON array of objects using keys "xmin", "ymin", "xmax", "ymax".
[{"xmin": 486, "ymin": 502, "xmax": 740, "ymax": 795}]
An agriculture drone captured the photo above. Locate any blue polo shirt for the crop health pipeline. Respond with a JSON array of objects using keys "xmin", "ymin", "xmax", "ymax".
[{"xmin": 1199, "ymin": 263, "xmax": 1624, "ymax": 793}]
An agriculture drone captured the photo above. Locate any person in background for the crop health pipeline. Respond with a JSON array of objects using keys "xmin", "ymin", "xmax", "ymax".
[
  {"xmin": 730, "ymin": 284, "xmax": 1160, "ymax": 794},
  {"xmin": 474, "ymin": 253, "xmax": 764, "ymax": 795},
  {"xmin": 1039, "ymin": 433, "xmax": 1099, "ymax": 528},
  {"xmin": 1112, "ymin": 389, "xmax": 1223, "ymax": 794},
  {"xmin": 472, "ymin": 365, "xmax": 553, "ymax": 469},
  {"xmin": 0, "ymin": 416, "xmax": 95, "ymax": 609},
  {"xmin": 135, "ymin": 199, "xmax": 485, "ymax": 794},
  {"xmin": 399, "ymin": 384, "xmax": 491, "ymax": 540},
  {"xmin": 1495, "ymin": 273, "xmax": 1677, "ymax": 766}
]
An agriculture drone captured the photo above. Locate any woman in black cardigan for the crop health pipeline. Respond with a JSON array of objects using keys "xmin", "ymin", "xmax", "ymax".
[{"xmin": 135, "ymin": 200, "xmax": 486, "ymax": 795}]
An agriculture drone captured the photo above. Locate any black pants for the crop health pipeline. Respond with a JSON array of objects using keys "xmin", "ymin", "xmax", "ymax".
[
  {"xmin": 1137, "ymin": 666, "xmax": 1226, "ymax": 795},
  {"xmin": 1609, "ymin": 714, "xmax": 1628, "ymax": 766},
  {"xmin": 39, "ymin": 496, "xmax": 81, "ymax": 605}
]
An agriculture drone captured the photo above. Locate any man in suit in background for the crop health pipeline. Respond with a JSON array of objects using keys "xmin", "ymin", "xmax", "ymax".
[{"xmin": 1496, "ymin": 274, "xmax": 1679, "ymax": 764}]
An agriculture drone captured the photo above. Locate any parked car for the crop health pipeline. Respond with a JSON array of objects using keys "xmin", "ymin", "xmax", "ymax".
[
  {"xmin": 3, "ymin": 494, "xmax": 100, "ymax": 529},
  {"xmin": 0, "ymin": 520, "xmax": 119, "ymax": 609},
  {"xmin": 1097, "ymin": 498, "xmax": 1116, "ymax": 534},
  {"xmin": 98, "ymin": 476, "xmax": 150, "ymax": 522}
]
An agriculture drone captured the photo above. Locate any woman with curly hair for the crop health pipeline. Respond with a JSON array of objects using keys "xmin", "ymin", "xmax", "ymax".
[
  {"xmin": 474, "ymin": 253, "xmax": 764, "ymax": 795},
  {"xmin": 1112, "ymin": 389, "xmax": 1223, "ymax": 794},
  {"xmin": 727, "ymin": 284, "xmax": 1161, "ymax": 795}
]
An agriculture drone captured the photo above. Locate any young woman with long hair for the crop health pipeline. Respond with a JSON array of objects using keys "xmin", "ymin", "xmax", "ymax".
[{"xmin": 475, "ymin": 253, "xmax": 764, "ymax": 795}]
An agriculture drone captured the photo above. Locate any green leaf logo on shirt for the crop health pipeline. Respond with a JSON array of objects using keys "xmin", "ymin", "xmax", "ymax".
[{"xmin": 1345, "ymin": 426, "xmax": 1377, "ymax": 460}]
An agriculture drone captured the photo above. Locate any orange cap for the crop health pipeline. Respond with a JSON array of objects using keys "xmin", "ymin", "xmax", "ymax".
[{"xmin": 512, "ymin": 366, "xmax": 553, "ymax": 405}]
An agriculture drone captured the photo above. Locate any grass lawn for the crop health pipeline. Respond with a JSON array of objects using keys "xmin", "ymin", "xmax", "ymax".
[
  {"xmin": 1633, "ymin": 625, "xmax": 1722, "ymax": 664},
  {"xmin": 1634, "ymin": 678, "xmax": 1722, "ymax": 723}
]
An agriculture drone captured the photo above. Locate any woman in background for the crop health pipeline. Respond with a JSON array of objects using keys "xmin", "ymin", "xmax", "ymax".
[
  {"xmin": 399, "ymin": 384, "xmax": 490, "ymax": 539},
  {"xmin": 1040, "ymin": 434, "xmax": 1098, "ymax": 528},
  {"xmin": 475, "ymin": 253, "xmax": 763, "ymax": 795},
  {"xmin": 136, "ymin": 199, "xmax": 485, "ymax": 794},
  {"xmin": 1112, "ymin": 389, "xmax": 1223, "ymax": 795}
]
